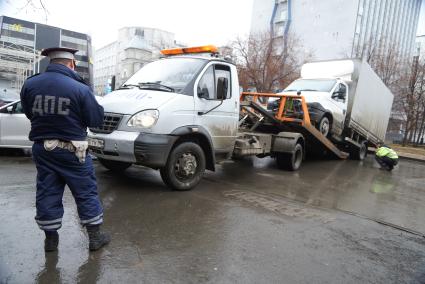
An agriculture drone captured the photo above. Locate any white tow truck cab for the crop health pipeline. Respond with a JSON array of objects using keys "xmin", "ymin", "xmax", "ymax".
[{"xmin": 88, "ymin": 45, "xmax": 240, "ymax": 190}]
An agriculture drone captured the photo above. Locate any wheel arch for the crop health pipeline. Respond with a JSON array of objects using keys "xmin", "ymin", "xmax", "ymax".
[{"xmin": 171, "ymin": 126, "xmax": 216, "ymax": 171}]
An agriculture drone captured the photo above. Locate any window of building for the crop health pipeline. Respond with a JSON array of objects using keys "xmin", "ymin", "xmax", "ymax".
[
  {"xmin": 135, "ymin": 28, "xmax": 144, "ymax": 37},
  {"xmin": 274, "ymin": 23, "xmax": 285, "ymax": 37}
]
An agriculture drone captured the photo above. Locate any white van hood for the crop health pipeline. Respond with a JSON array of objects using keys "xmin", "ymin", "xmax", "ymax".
[{"xmin": 99, "ymin": 89, "xmax": 179, "ymax": 114}]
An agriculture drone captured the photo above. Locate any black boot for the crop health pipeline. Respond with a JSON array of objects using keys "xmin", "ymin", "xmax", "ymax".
[
  {"xmin": 86, "ymin": 225, "xmax": 111, "ymax": 251},
  {"xmin": 44, "ymin": 230, "xmax": 59, "ymax": 252}
]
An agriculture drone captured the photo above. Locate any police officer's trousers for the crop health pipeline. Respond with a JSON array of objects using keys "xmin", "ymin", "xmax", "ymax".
[{"xmin": 32, "ymin": 142, "xmax": 103, "ymax": 231}]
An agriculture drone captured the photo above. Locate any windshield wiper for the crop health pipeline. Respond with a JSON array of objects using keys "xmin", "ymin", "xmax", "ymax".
[
  {"xmin": 300, "ymin": 89, "xmax": 318, "ymax": 91},
  {"xmin": 118, "ymin": 84, "xmax": 140, "ymax": 90},
  {"xmin": 139, "ymin": 82, "xmax": 175, "ymax": 92},
  {"xmin": 284, "ymin": 89, "xmax": 297, "ymax": 92}
]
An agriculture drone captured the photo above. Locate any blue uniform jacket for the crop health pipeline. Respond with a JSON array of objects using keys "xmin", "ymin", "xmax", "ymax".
[{"xmin": 20, "ymin": 63, "xmax": 104, "ymax": 141}]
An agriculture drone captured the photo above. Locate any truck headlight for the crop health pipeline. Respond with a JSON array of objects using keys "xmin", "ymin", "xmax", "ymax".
[{"xmin": 127, "ymin": 109, "xmax": 159, "ymax": 128}]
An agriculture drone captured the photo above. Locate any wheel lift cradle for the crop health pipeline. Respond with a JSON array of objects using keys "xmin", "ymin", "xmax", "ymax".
[{"xmin": 233, "ymin": 92, "xmax": 349, "ymax": 170}]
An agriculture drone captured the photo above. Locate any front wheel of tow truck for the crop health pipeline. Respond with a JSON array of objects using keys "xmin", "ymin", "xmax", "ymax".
[
  {"xmin": 160, "ymin": 142, "xmax": 206, "ymax": 191},
  {"xmin": 350, "ymin": 140, "xmax": 368, "ymax": 160},
  {"xmin": 98, "ymin": 158, "xmax": 132, "ymax": 172},
  {"xmin": 276, "ymin": 143, "xmax": 304, "ymax": 171}
]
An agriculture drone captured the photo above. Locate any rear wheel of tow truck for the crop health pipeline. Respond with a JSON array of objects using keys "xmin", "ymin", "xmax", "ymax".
[
  {"xmin": 160, "ymin": 142, "xmax": 206, "ymax": 191},
  {"xmin": 276, "ymin": 143, "xmax": 303, "ymax": 171},
  {"xmin": 98, "ymin": 158, "xmax": 132, "ymax": 172},
  {"xmin": 350, "ymin": 140, "xmax": 368, "ymax": 160}
]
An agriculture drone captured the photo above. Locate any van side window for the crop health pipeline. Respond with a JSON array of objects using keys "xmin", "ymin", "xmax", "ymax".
[
  {"xmin": 215, "ymin": 65, "xmax": 231, "ymax": 99},
  {"xmin": 339, "ymin": 84, "xmax": 347, "ymax": 97},
  {"xmin": 197, "ymin": 66, "xmax": 215, "ymax": 99},
  {"xmin": 197, "ymin": 64, "xmax": 232, "ymax": 100},
  {"xmin": 332, "ymin": 83, "xmax": 347, "ymax": 102}
]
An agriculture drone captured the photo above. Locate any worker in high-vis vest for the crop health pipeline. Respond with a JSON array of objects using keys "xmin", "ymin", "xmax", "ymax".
[{"xmin": 375, "ymin": 144, "xmax": 399, "ymax": 171}]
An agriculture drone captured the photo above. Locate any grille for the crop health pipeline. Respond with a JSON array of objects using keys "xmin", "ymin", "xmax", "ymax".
[{"xmin": 89, "ymin": 113, "xmax": 123, "ymax": 134}]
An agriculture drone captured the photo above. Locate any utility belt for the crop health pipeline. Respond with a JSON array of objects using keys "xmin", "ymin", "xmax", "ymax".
[{"xmin": 43, "ymin": 139, "xmax": 89, "ymax": 163}]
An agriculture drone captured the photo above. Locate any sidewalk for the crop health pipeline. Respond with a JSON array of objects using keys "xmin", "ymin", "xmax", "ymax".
[
  {"xmin": 390, "ymin": 144, "xmax": 425, "ymax": 162},
  {"xmin": 396, "ymin": 151, "xmax": 425, "ymax": 162}
]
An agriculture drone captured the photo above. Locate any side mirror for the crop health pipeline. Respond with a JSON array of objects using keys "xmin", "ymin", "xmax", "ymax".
[
  {"xmin": 216, "ymin": 77, "xmax": 228, "ymax": 100},
  {"xmin": 198, "ymin": 87, "xmax": 210, "ymax": 99},
  {"xmin": 6, "ymin": 105, "xmax": 13, "ymax": 113}
]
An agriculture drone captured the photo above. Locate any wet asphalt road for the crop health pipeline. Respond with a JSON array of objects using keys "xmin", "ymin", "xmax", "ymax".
[{"xmin": 1, "ymin": 152, "xmax": 425, "ymax": 283}]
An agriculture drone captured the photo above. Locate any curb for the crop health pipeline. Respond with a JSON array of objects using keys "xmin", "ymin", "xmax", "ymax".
[{"xmin": 397, "ymin": 153, "xmax": 425, "ymax": 163}]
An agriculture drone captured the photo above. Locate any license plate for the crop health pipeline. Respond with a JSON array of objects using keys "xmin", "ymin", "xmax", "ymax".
[{"xmin": 88, "ymin": 138, "xmax": 104, "ymax": 149}]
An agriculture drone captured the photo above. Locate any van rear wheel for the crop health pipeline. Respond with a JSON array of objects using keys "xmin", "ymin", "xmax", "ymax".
[{"xmin": 160, "ymin": 142, "xmax": 206, "ymax": 191}]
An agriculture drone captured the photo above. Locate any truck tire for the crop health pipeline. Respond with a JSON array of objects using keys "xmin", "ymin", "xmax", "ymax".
[
  {"xmin": 160, "ymin": 142, "xmax": 206, "ymax": 191},
  {"xmin": 276, "ymin": 143, "xmax": 303, "ymax": 171},
  {"xmin": 318, "ymin": 116, "xmax": 331, "ymax": 138},
  {"xmin": 98, "ymin": 158, "xmax": 132, "ymax": 172},
  {"xmin": 350, "ymin": 141, "xmax": 368, "ymax": 160}
]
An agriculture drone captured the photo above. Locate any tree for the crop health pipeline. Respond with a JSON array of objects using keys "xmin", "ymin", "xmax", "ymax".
[
  {"xmin": 8, "ymin": 0, "xmax": 49, "ymax": 22},
  {"xmin": 230, "ymin": 31, "xmax": 312, "ymax": 93},
  {"xmin": 359, "ymin": 36, "xmax": 425, "ymax": 145}
]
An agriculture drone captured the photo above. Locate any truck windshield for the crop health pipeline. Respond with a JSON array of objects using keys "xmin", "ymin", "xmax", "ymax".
[
  {"xmin": 284, "ymin": 79, "xmax": 337, "ymax": 92},
  {"xmin": 122, "ymin": 58, "xmax": 206, "ymax": 93}
]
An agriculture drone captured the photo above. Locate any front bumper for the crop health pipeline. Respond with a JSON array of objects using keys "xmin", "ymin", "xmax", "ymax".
[{"xmin": 88, "ymin": 131, "xmax": 178, "ymax": 168}]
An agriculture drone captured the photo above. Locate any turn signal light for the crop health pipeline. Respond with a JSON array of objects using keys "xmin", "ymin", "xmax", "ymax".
[{"xmin": 161, "ymin": 45, "xmax": 218, "ymax": 55}]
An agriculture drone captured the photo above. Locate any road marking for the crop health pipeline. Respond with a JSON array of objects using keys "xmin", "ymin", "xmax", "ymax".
[{"xmin": 1, "ymin": 184, "xmax": 34, "ymax": 190}]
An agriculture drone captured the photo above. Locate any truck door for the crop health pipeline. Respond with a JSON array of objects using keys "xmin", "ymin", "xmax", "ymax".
[
  {"xmin": 329, "ymin": 83, "xmax": 348, "ymax": 135},
  {"xmin": 194, "ymin": 63, "xmax": 238, "ymax": 153}
]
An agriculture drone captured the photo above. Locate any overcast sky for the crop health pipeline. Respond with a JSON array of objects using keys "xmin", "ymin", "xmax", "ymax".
[
  {"xmin": 0, "ymin": 0, "xmax": 254, "ymax": 49},
  {"xmin": 0, "ymin": 0, "xmax": 424, "ymax": 48}
]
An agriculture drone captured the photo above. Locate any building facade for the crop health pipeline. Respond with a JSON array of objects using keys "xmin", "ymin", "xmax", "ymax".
[
  {"xmin": 94, "ymin": 27, "xmax": 179, "ymax": 95},
  {"xmin": 250, "ymin": 0, "xmax": 423, "ymax": 61},
  {"xmin": 0, "ymin": 15, "xmax": 93, "ymax": 92}
]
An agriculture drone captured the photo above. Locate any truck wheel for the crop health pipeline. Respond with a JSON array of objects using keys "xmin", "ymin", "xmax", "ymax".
[
  {"xmin": 350, "ymin": 141, "xmax": 368, "ymax": 160},
  {"xmin": 98, "ymin": 158, "xmax": 132, "ymax": 171},
  {"xmin": 276, "ymin": 143, "xmax": 303, "ymax": 171},
  {"xmin": 318, "ymin": 116, "xmax": 331, "ymax": 138},
  {"xmin": 160, "ymin": 142, "xmax": 206, "ymax": 191}
]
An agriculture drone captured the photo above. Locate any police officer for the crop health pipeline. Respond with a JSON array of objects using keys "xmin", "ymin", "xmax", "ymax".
[
  {"xmin": 20, "ymin": 47, "xmax": 110, "ymax": 252},
  {"xmin": 375, "ymin": 143, "xmax": 399, "ymax": 171}
]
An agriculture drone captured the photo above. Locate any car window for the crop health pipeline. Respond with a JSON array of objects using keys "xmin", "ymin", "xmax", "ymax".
[
  {"xmin": 0, "ymin": 102, "xmax": 23, "ymax": 114},
  {"xmin": 197, "ymin": 64, "xmax": 232, "ymax": 100},
  {"xmin": 215, "ymin": 65, "xmax": 231, "ymax": 99},
  {"xmin": 14, "ymin": 102, "xmax": 24, "ymax": 113},
  {"xmin": 197, "ymin": 65, "xmax": 215, "ymax": 100}
]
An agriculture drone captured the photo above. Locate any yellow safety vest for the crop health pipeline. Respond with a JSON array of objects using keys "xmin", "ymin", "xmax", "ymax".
[{"xmin": 376, "ymin": 147, "xmax": 398, "ymax": 159}]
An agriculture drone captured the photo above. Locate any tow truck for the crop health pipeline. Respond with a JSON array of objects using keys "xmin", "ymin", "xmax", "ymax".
[{"xmin": 88, "ymin": 45, "xmax": 385, "ymax": 191}]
